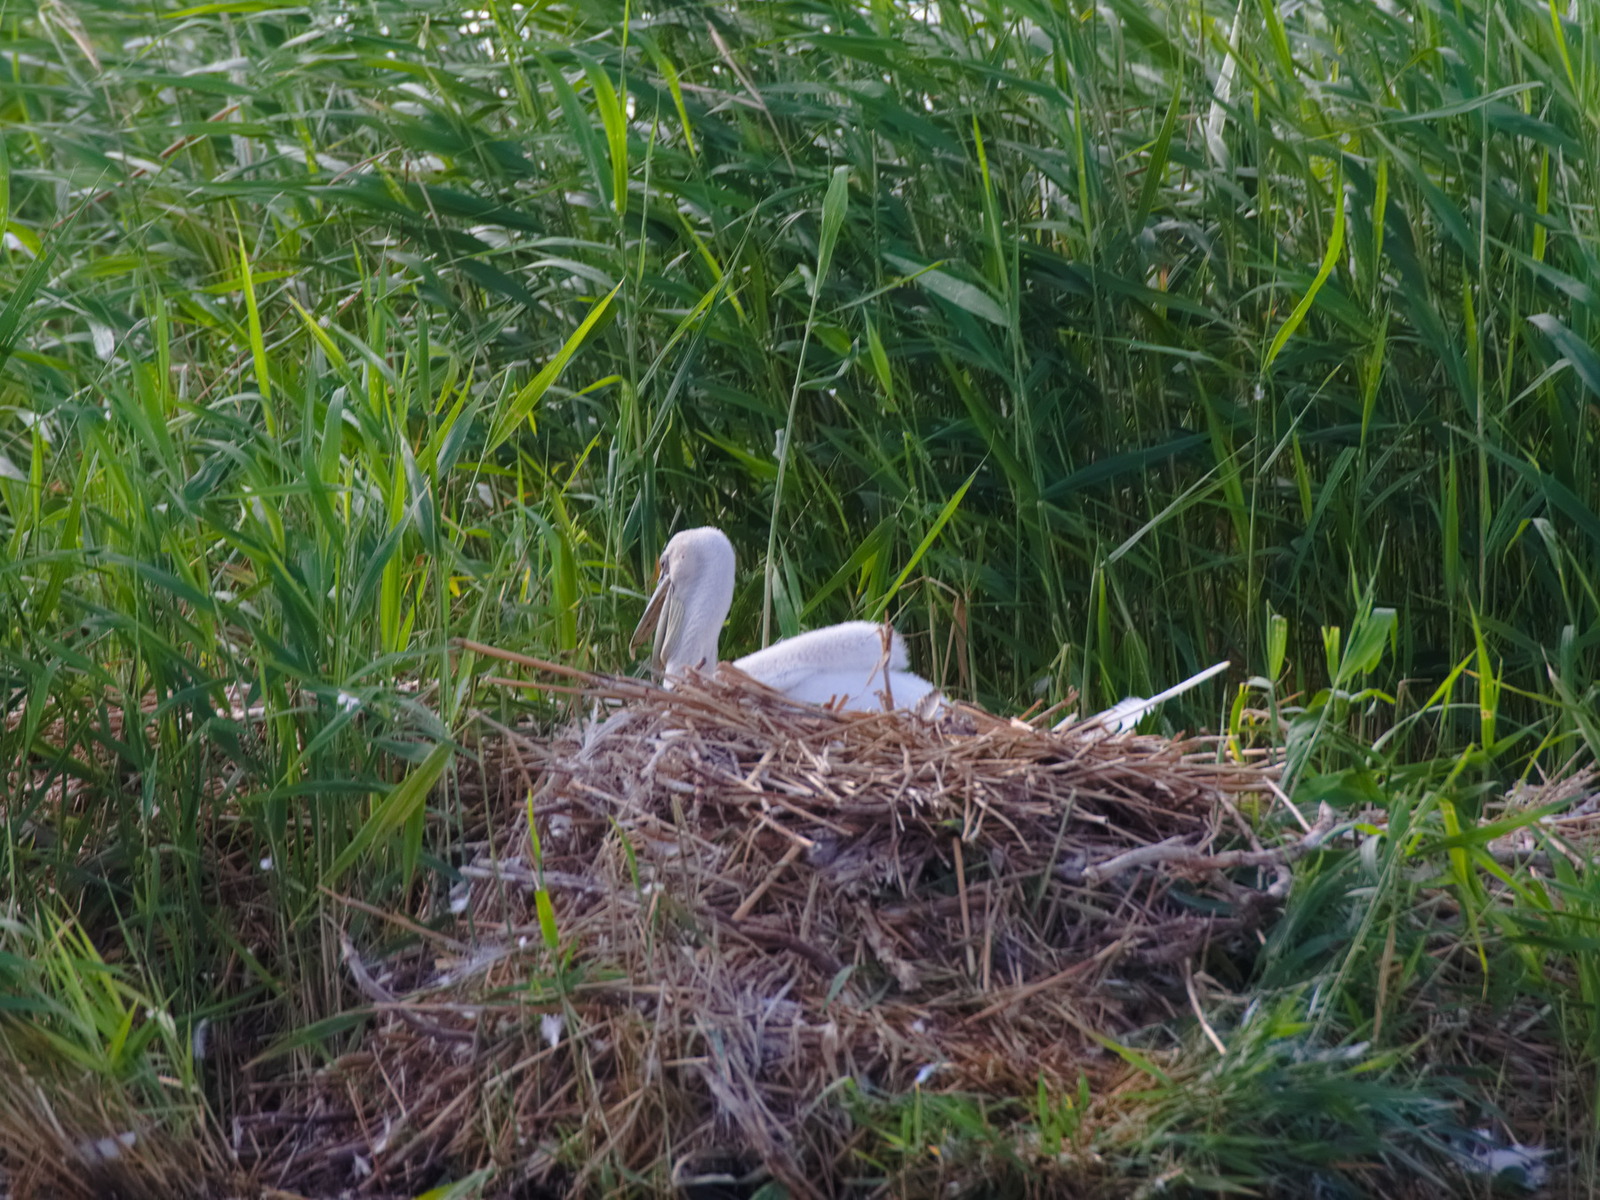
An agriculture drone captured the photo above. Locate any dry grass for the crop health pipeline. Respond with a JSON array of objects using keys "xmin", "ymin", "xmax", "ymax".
[
  {"xmin": 10, "ymin": 664, "xmax": 1589, "ymax": 1196},
  {"xmin": 222, "ymin": 658, "xmax": 1287, "ymax": 1197},
  {"xmin": 0, "ymin": 1048, "xmax": 232, "ymax": 1200}
]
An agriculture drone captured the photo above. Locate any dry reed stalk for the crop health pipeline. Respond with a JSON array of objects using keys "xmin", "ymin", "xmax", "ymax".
[{"xmin": 245, "ymin": 658, "xmax": 1288, "ymax": 1197}]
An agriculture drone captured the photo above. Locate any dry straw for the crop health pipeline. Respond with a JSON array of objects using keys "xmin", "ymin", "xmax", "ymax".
[{"xmin": 244, "ymin": 649, "xmax": 1297, "ymax": 1197}]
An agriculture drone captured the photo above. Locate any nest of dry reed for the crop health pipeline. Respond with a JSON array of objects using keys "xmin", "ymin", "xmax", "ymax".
[{"xmin": 242, "ymin": 657, "xmax": 1296, "ymax": 1199}]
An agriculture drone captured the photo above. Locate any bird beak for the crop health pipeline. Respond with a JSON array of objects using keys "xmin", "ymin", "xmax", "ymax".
[{"xmin": 630, "ymin": 565, "xmax": 673, "ymax": 672}]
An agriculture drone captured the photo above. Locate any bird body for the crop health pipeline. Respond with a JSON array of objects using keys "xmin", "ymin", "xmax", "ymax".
[
  {"xmin": 733, "ymin": 620, "xmax": 937, "ymax": 712},
  {"xmin": 632, "ymin": 528, "xmax": 938, "ymax": 713}
]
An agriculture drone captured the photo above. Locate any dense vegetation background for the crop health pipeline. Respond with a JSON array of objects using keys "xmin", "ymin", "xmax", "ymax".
[{"xmin": 3, "ymin": 0, "xmax": 1599, "ymax": 1194}]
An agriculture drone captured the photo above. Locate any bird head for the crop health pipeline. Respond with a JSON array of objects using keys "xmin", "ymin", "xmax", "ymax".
[{"xmin": 630, "ymin": 527, "xmax": 736, "ymax": 676}]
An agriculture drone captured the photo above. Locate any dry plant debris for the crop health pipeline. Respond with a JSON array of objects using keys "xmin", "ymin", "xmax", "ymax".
[{"xmin": 251, "ymin": 658, "xmax": 1291, "ymax": 1198}]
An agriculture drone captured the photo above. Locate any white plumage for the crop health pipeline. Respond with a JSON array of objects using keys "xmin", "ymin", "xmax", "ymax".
[
  {"xmin": 631, "ymin": 527, "xmax": 939, "ymax": 713},
  {"xmin": 1058, "ymin": 660, "xmax": 1231, "ymax": 735}
]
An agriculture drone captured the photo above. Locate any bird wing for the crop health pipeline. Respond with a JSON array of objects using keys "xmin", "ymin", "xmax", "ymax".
[
  {"xmin": 733, "ymin": 623, "xmax": 937, "ymax": 712},
  {"xmin": 734, "ymin": 622, "xmax": 907, "ymax": 678}
]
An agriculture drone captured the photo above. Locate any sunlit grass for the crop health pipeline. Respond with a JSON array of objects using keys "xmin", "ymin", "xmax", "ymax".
[{"xmin": 2, "ymin": 0, "xmax": 1599, "ymax": 1193}]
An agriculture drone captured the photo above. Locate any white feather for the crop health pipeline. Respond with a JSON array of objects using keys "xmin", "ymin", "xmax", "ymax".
[{"xmin": 1058, "ymin": 660, "xmax": 1231, "ymax": 734}]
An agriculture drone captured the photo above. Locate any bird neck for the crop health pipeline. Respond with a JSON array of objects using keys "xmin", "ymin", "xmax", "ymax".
[
  {"xmin": 664, "ymin": 579, "xmax": 731, "ymax": 677},
  {"xmin": 665, "ymin": 625, "xmax": 720, "ymax": 677}
]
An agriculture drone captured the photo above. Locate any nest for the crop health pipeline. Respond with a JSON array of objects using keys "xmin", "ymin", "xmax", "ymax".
[{"xmin": 251, "ymin": 660, "xmax": 1294, "ymax": 1198}]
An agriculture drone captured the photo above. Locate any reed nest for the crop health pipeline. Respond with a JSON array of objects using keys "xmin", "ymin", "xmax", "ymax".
[{"xmin": 245, "ymin": 658, "xmax": 1294, "ymax": 1199}]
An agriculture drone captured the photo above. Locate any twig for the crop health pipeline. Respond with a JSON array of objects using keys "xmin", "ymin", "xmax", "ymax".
[
  {"xmin": 953, "ymin": 837, "xmax": 975, "ymax": 976},
  {"xmin": 337, "ymin": 931, "xmax": 474, "ymax": 1045},
  {"xmin": 1079, "ymin": 806, "xmax": 1338, "ymax": 885},
  {"xmin": 732, "ymin": 842, "xmax": 804, "ymax": 922},
  {"xmin": 1185, "ymin": 961, "xmax": 1227, "ymax": 1055},
  {"xmin": 961, "ymin": 938, "xmax": 1130, "ymax": 1025}
]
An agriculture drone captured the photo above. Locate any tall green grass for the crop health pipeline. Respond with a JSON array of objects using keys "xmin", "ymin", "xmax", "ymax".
[
  {"xmin": 7, "ymin": 0, "xmax": 1598, "ymax": 720},
  {"xmin": 3, "ymin": 0, "xmax": 1600, "ymax": 1193}
]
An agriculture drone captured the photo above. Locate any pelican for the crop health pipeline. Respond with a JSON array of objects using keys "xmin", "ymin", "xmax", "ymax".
[{"xmin": 631, "ymin": 527, "xmax": 939, "ymax": 713}]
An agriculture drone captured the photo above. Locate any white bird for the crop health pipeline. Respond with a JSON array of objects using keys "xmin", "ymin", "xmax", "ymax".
[{"xmin": 631, "ymin": 527, "xmax": 939, "ymax": 713}]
